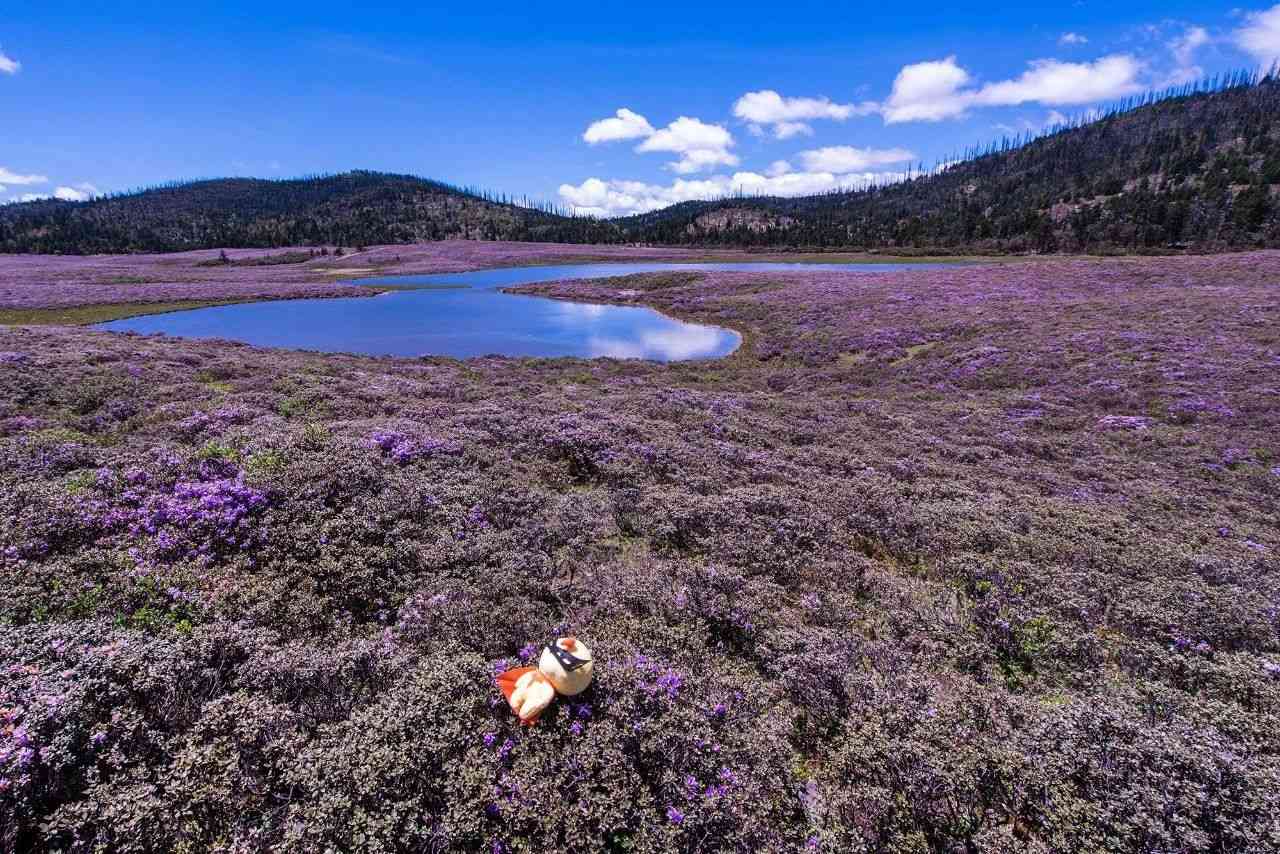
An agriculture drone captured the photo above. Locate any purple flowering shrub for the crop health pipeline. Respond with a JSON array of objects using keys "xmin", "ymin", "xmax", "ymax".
[
  {"xmin": 2, "ymin": 247, "xmax": 1280, "ymax": 851},
  {"xmin": 368, "ymin": 427, "xmax": 457, "ymax": 465}
]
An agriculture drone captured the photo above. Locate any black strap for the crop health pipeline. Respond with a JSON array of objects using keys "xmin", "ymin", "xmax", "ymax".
[{"xmin": 546, "ymin": 641, "xmax": 589, "ymax": 672}]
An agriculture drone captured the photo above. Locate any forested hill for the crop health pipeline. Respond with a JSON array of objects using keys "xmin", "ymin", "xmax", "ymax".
[
  {"xmin": 620, "ymin": 72, "xmax": 1280, "ymax": 252},
  {"xmin": 4, "ymin": 74, "xmax": 1280, "ymax": 255},
  {"xmin": 0, "ymin": 171, "xmax": 614, "ymax": 254}
]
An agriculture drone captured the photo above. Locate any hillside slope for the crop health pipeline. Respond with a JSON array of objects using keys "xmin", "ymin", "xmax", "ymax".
[
  {"xmin": 619, "ymin": 74, "xmax": 1280, "ymax": 252},
  {"xmin": 0, "ymin": 171, "xmax": 612, "ymax": 254}
]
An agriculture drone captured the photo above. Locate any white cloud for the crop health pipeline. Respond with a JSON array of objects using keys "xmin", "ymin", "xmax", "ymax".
[
  {"xmin": 1235, "ymin": 5, "xmax": 1280, "ymax": 65},
  {"xmin": 54, "ymin": 183, "xmax": 100, "ymax": 202},
  {"xmin": 731, "ymin": 90, "xmax": 876, "ymax": 139},
  {"xmin": 0, "ymin": 167, "xmax": 48, "ymax": 185},
  {"xmin": 735, "ymin": 168, "xmax": 907, "ymax": 196},
  {"xmin": 973, "ymin": 55, "xmax": 1144, "ymax": 106},
  {"xmin": 772, "ymin": 121, "xmax": 813, "ymax": 139},
  {"xmin": 558, "ymin": 176, "xmax": 704, "ymax": 217},
  {"xmin": 994, "ymin": 110, "xmax": 1076, "ymax": 135},
  {"xmin": 882, "ymin": 57, "xmax": 973, "ymax": 122},
  {"xmin": 559, "ymin": 167, "xmax": 909, "ymax": 218},
  {"xmin": 1164, "ymin": 26, "xmax": 1210, "ymax": 85},
  {"xmin": 883, "ymin": 54, "xmax": 1145, "ymax": 123},
  {"xmin": 993, "ymin": 118, "xmax": 1038, "ymax": 134},
  {"xmin": 765, "ymin": 159, "xmax": 792, "ymax": 177},
  {"xmin": 1170, "ymin": 26, "xmax": 1210, "ymax": 66},
  {"xmin": 797, "ymin": 145, "xmax": 915, "ymax": 173},
  {"xmin": 1059, "ymin": 33, "xmax": 1089, "ymax": 46},
  {"xmin": 0, "ymin": 46, "xmax": 19, "ymax": 75},
  {"xmin": 635, "ymin": 116, "xmax": 738, "ymax": 173},
  {"xmin": 18, "ymin": 193, "xmax": 49, "ymax": 203},
  {"xmin": 583, "ymin": 108, "xmax": 655, "ymax": 144},
  {"xmin": 582, "ymin": 110, "xmax": 738, "ymax": 173}
]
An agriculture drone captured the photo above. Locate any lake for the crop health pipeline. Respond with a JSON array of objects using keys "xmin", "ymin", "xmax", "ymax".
[{"xmin": 97, "ymin": 262, "xmax": 944, "ymax": 361}]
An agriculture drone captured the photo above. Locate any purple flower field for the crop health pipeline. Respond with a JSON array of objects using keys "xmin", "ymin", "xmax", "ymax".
[{"xmin": 1, "ymin": 245, "xmax": 1278, "ymax": 852}]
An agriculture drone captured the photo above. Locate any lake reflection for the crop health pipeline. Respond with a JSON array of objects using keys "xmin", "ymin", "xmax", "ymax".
[
  {"xmin": 589, "ymin": 324, "xmax": 731, "ymax": 360},
  {"xmin": 97, "ymin": 261, "xmax": 949, "ymax": 361}
]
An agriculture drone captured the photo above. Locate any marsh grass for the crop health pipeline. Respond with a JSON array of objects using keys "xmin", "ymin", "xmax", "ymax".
[{"xmin": 0, "ymin": 300, "xmax": 251, "ymax": 326}]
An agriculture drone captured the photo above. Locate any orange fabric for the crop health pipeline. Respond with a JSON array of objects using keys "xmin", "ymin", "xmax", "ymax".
[
  {"xmin": 496, "ymin": 666, "xmax": 535, "ymax": 701},
  {"xmin": 496, "ymin": 666, "xmax": 551, "ymax": 725}
]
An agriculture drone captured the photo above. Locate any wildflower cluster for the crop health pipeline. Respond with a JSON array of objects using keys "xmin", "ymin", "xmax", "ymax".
[
  {"xmin": 367, "ymin": 428, "xmax": 454, "ymax": 465},
  {"xmin": 128, "ymin": 473, "xmax": 268, "ymax": 562}
]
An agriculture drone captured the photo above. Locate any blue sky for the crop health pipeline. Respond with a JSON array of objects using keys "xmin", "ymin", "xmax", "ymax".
[{"xmin": 2, "ymin": 2, "xmax": 1279, "ymax": 215}]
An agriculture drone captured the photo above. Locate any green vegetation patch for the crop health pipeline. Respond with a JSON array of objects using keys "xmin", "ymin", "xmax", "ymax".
[{"xmin": 0, "ymin": 299, "xmax": 249, "ymax": 326}]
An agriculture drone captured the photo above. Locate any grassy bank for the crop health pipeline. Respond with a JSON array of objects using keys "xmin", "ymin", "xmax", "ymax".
[{"xmin": 0, "ymin": 299, "xmax": 254, "ymax": 326}]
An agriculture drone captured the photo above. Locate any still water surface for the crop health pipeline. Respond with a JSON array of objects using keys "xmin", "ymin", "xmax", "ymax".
[{"xmin": 98, "ymin": 262, "xmax": 944, "ymax": 361}]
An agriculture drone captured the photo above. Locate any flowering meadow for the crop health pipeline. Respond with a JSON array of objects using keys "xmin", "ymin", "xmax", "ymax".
[{"xmin": 1, "ymin": 246, "xmax": 1278, "ymax": 852}]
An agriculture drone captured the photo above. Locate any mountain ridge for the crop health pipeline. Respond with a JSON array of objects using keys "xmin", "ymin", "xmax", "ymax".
[
  {"xmin": 4, "ymin": 73, "xmax": 1279, "ymax": 255},
  {"xmin": 0, "ymin": 171, "xmax": 614, "ymax": 254}
]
